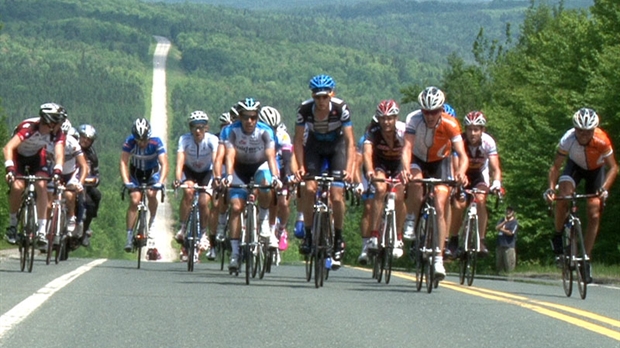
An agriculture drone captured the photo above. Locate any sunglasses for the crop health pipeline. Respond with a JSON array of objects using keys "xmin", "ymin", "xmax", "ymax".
[
  {"xmin": 241, "ymin": 115, "xmax": 258, "ymax": 121},
  {"xmin": 313, "ymin": 94, "xmax": 329, "ymax": 100},
  {"xmin": 191, "ymin": 125, "xmax": 206, "ymax": 131}
]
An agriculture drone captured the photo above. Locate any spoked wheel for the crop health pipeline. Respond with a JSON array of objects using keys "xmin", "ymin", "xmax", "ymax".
[
  {"xmin": 244, "ymin": 245, "xmax": 252, "ymax": 285},
  {"xmin": 259, "ymin": 243, "xmax": 268, "ymax": 279},
  {"xmin": 458, "ymin": 255, "xmax": 467, "ymax": 285},
  {"xmin": 314, "ymin": 248, "xmax": 324, "ymax": 288},
  {"xmin": 305, "ymin": 254, "xmax": 313, "ymax": 282},
  {"xmin": 385, "ymin": 247, "xmax": 393, "ymax": 284},
  {"xmin": 19, "ymin": 237, "xmax": 28, "ymax": 272},
  {"xmin": 370, "ymin": 252, "xmax": 378, "ymax": 279},
  {"xmin": 576, "ymin": 261, "xmax": 587, "ymax": 300},
  {"xmin": 187, "ymin": 217, "xmax": 197, "ymax": 272},
  {"xmin": 218, "ymin": 240, "xmax": 227, "ymax": 271},
  {"xmin": 376, "ymin": 249, "xmax": 384, "ymax": 283},
  {"xmin": 574, "ymin": 223, "xmax": 587, "ymax": 299},
  {"xmin": 413, "ymin": 241, "xmax": 424, "ymax": 292},
  {"xmin": 466, "ymin": 250, "xmax": 477, "ymax": 286},
  {"xmin": 561, "ymin": 255, "xmax": 573, "ymax": 297},
  {"xmin": 46, "ymin": 217, "xmax": 56, "ymax": 265},
  {"xmin": 55, "ymin": 236, "xmax": 67, "ymax": 264},
  {"xmin": 425, "ymin": 213, "xmax": 437, "ymax": 294},
  {"xmin": 27, "ymin": 209, "xmax": 36, "ymax": 273}
]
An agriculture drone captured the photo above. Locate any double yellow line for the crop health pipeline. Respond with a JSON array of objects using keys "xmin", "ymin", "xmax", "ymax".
[{"xmin": 355, "ymin": 267, "xmax": 620, "ymax": 341}]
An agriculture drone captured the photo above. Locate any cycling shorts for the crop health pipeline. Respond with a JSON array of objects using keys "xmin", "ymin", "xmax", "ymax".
[
  {"xmin": 411, "ymin": 156, "xmax": 452, "ymax": 180},
  {"xmin": 15, "ymin": 151, "xmax": 48, "ymax": 176},
  {"xmin": 304, "ymin": 136, "xmax": 347, "ymax": 178},
  {"xmin": 129, "ymin": 166, "xmax": 161, "ymax": 186},
  {"xmin": 559, "ymin": 159, "xmax": 605, "ymax": 194},
  {"xmin": 229, "ymin": 161, "xmax": 272, "ymax": 200}
]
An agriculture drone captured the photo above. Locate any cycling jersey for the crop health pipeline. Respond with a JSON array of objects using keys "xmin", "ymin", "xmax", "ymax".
[
  {"xmin": 122, "ymin": 135, "xmax": 166, "ymax": 171},
  {"xmin": 557, "ymin": 128, "xmax": 613, "ymax": 170},
  {"xmin": 82, "ymin": 145, "xmax": 99, "ymax": 178},
  {"xmin": 177, "ymin": 132, "xmax": 218, "ymax": 172},
  {"xmin": 47, "ymin": 136, "xmax": 83, "ymax": 175},
  {"xmin": 463, "ymin": 132, "xmax": 498, "ymax": 179},
  {"xmin": 13, "ymin": 117, "xmax": 65, "ymax": 157},
  {"xmin": 296, "ymin": 97, "xmax": 352, "ymax": 142},
  {"xmin": 220, "ymin": 121, "xmax": 275, "ymax": 165},
  {"xmin": 405, "ymin": 110, "xmax": 462, "ymax": 162},
  {"xmin": 364, "ymin": 121, "xmax": 406, "ymax": 165}
]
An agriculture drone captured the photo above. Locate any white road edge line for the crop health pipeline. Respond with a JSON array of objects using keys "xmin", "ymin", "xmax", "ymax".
[{"xmin": 0, "ymin": 258, "xmax": 107, "ymax": 340}]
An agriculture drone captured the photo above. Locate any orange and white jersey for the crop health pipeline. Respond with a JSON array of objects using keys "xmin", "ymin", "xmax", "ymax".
[
  {"xmin": 557, "ymin": 128, "xmax": 613, "ymax": 170},
  {"xmin": 405, "ymin": 110, "xmax": 462, "ymax": 162}
]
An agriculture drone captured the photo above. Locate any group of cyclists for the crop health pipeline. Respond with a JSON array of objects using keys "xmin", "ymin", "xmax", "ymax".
[
  {"xmin": 5, "ymin": 74, "xmax": 616, "ymax": 285},
  {"xmin": 3, "ymin": 103, "xmax": 101, "ymax": 253}
]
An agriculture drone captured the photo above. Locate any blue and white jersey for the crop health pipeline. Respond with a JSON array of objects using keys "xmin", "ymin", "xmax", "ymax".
[
  {"xmin": 177, "ymin": 132, "xmax": 219, "ymax": 172},
  {"xmin": 275, "ymin": 127, "xmax": 292, "ymax": 169},
  {"xmin": 122, "ymin": 135, "xmax": 166, "ymax": 171},
  {"xmin": 220, "ymin": 121, "xmax": 275, "ymax": 165}
]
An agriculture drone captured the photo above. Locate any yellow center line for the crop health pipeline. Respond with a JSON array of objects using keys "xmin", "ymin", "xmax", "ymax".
[{"xmin": 352, "ymin": 267, "xmax": 620, "ymax": 341}]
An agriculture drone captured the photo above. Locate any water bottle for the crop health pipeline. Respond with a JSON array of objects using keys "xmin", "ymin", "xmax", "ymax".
[
  {"xmin": 325, "ymin": 257, "xmax": 332, "ymax": 270},
  {"xmin": 279, "ymin": 230, "xmax": 288, "ymax": 251}
]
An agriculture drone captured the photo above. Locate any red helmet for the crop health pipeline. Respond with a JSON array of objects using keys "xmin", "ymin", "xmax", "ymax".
[
  {"xmin": 375, "ymin": 99, "xmax": 400, "ymax": 117},
  {"xmin": 464, "ymin": 111, "xmax": 487, "ymax": 127}
]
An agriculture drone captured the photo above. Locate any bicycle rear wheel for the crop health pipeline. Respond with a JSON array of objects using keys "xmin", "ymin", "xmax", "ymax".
[
  {"xmin": 259, "ymin": 243, "xmax": 269, "ymax": 279},
  {"xmin": 244, "ymin": 245, "xmax": 252, "ymax": 285},
  {"xmin": 573, "ymin": 223, "xmax": 587, "ymax": 299},
  {"xmin": 458, "ymin": 223, "xmax": 468, "ymax": 285},
  {"xmin": 314, "ymin": 248, "xmax": 324, "ymax": 288}
]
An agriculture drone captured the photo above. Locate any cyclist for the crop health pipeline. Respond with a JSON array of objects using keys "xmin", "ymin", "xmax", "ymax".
[
  {"xmin": 46, "ymin": 121, "xmax": 89, "ymax": 239},
  {"xmin": 544, "ymin": 108, "xmax": 617, "ymax": 283},
  {"xmin": 213, "ymin": 98, "xmax": 281, "ymax": 271},
  {"xmin": 363, "ymin": 100, "xmax": 406, "ymax": 259},
  {"xmin": 77, "ymin": 124, "xmax": 101, "ymax": 247},
  {"xmin": 294, "ymin": 74, "xmax": 356, "ymax": 269},
  {"xmin": 401, "ymin": 87, "xmax": 469, "ymax": 280},
  {"xmin": 446, "ymin": 111, "xmax": 502, "ymax": 257},
  {"xmin": 120, "ymin": 118, "xmax": 169, "ymax": 252},
  {"xmin": 258, "ymin": 106, "xmax": 297, "ymax": 245},
  {"xmin": 173, "ymin": 111, "xmax": 219, "ymax": 261},
  {"xmin": 355, "ymin": 130, "xmax": 374, "ymax": 265},
  {"xmin": 3, "ymin": 103, "xmax": 67, "ymax": 246}
]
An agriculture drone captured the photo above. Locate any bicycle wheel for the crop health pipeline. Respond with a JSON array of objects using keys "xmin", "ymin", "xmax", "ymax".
[
  {"xmin": 466, "ymin": 217, "xmax": 479, "ymax": 286},
  {"xmin": 314, "ymin": 248, "xmax": 324, "ymax": 289},
  {"xmin": 305, "ymin": 254, "xmax": 313, "ymax": 282},
  {"xmin": 414, "ymin": 210, "xmax": 426, "ymax": 292},
  {"xmin": 27, "ymin": 204, "xmax": 36, "ymax": 273},
  {"xmin": 46, "ymin": 209, "xmax": 58, "ymax": 265},
  {"xmin": 458, "ymin": 224, "xmax": 468, "ymax": 285},
  {"xmin": 561, "ymin": 226, "xmax": 573, "ymax": 297},
  {"xmin": 573, "ymin": 222, "xmax": 587, "ymax": 299},
  {"xmin": 187, "ymin": 211, "xmax": 198, "ymax": 272},
  {"xmin": 260, "ymin": 243, "xmax": 269, "ymax": 279},
  {"xmin": 385, "ymin": 212, "xmax": 396, "ymax": 284},
  {"xmin": 136, "ymin": 211, "xmax": 148, "ymax": 269},
  {"xmin": 313, "ymin": 213, "xmax": 324, "ymax": 288},
  {"xmin": 244, "ymin": 244, "xmax": 252, "ymax": 285},
  {"xmin": 425, "ymin": 209, "xmax": 438, "ymax": 293},
  {"xmin": 56, "ymin": 234, "xmax": 68, "ymax": 264}
]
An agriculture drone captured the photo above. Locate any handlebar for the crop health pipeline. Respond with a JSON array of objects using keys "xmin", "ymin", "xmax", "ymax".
[{"xmin": 121, "ymin": 183, "xmax": 166, "ymax": 202}]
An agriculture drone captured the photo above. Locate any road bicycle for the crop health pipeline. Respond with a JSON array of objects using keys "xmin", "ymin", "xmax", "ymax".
[
  {"xmin": 370, "ymin": 177, "xmax": 402, "ymax": 284},
  {"xmin": 13, "ymin": 173, "xmax": 52, "ymax": 272},
  {"xmin": 46, "ymin": 184, "xmax": 69, "ymax": 265},
  {"xmin": 551, "ymin": 193, "xmax": 597, "ymax": 300},
  {"xmin": 410, "ymin": 178, "xmax": 456, "ymax": 293},
  {"xmin": 228, "ymin": 180, "xmax": 274, "ymax": 285},
  {"xmin": 177, "ymin": 184, "xmax": 210, "ymax": 272},
  {"xmin": 122, "ymin": 183, "xmax": 165, "ymax": 269}
]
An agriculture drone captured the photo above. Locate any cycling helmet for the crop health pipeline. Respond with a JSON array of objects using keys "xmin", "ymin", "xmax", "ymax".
[
  {"xmin": 131, "ymin": 118, "xmax": 151, "ymax": 140},
  {"xmin": 309, "ymin": 74, "xmax": 335, "ymax": 95},
  {"xmin": 78, "ymin": 124, "xmax": 97, "ymax": 141},
  {"xmin": 443, "ymin": 103, "xmax": 456, "ymax": 118},
  {"xmin": 68, "ymin": 127, "xmax": 79, "ymax": 140},
  {"xmin": 188, "ymin": 110, "xmax": 208, "ymax": 126},
  {"xmin": 258, "ymin": 106, "xmax": 281, "ymax": 128},
  {"xmin": 572, "ymin": 108, "xmax": 599, "ymax": 130},
  {"xmin": 375, "ymin": 99, "xmax": 400, "ymax": 117},
  {"xmin": 39, "ymin": 102, "xmax": 67, "ymax": 124},
  {"xmin": 464, "ymin": 111, "xmax": 487, "ymax": 127},
  {"xmin": 61, "ymin": 119, "xmax": 72, "ymax": 134},
  {"xmin": 418, "ymin": 87, "xmax": 445, "ymax": 111},
  {"xmin": 277, "ymin": 123, "xmax": 288, "ymax": 133},
  {"xmin": 235, "ymin": 98, "xmax": 261, "ymax": 113},
  {"xmin": 219, "ymin": 112, "xmax": 233, "ymax": 125}
]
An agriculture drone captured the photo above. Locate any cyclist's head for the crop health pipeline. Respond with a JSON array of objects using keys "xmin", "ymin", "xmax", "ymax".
[
  {"xmin": 39, "ymin": 102, "xmax": 67, "ymax": 125},
  {"xmin": 309, "ymin": 74, "xmax": 335, "ymax": 96},
  {"xmin": 235, "ymin": 98, "xmax": 261, "ymax": 115},
  {"xmin": 131, "ymin": 117, "xmax": 151, "ymax": 140},
  {"xmin": 418, "ymin": 87, "xmax": 445, "ymax": 111},
  {"xmin": 258, "ymin": 106, "xmax": 281, "ymax": 128},
  {"xmin": 188, "ymin": 110, "xmax": 208, "ymax": 129},
  {"xmin": 60, "ymin": 119, "xmax": 72, "ymax": 134},
  {"xmin": 572, "ymin": 108, "xmax": 599, "ymax": 130},
  {"xmin": 219, "ymin": 112, "xmax": 233, "ymax": 128},
  {"xmin": 443, "ymin": 103, "xmax": 456, "ymax": 118},
  {"xmin": 375, "ymin": 99, "xmax": 400, "ymax": 118},
  {"xmin": 78, "ymin": 124, "xmax": 97, "ymax": 142},
  {"xmin": 464, "ymin": 111, "xmax": 487, "ymax": 127}
]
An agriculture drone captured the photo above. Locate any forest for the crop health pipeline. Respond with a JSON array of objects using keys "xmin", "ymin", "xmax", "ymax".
[{"xmin": 0, "ymin": 0, "xmax": 617, "ymax": 267}]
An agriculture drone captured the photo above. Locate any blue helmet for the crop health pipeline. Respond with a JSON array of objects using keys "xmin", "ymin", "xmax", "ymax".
[
  {"xmin": 443, "ymin": 103, "xmax": 456, "ymax": 118},
  {"xmin": 309, "ymin": 74, "xmax": 335, "ymax": 94}
]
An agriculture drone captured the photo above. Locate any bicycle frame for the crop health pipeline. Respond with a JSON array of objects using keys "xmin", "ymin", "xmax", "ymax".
[
  {"xmin": 457, "ymin": 187, "xmax": 488, "ymax": 286},
  {"xmin": 371, "ymin": 177, "xmax": 402, "ymax": 284},
  {"xmin": 178, "ymin": 184, "xmax": 210, "ymax": 272},
  {"xmin": 47, "ymin": 184, "xmax": 68, "ymax": 265}
]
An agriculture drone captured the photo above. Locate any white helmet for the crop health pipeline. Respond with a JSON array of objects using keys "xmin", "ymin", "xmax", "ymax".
[
  {"xmin": 258, "ymin": 106, "xmax": 281, "ymax": 128},
  {"xmin": 132, "ymin": 118, "xmax": 151, "ymax": 140},
  {"xmin": 418, "ymin": 87, "xmax": 445, "ymax": 111},
  {"xmin": 572, "ymin": 108, "xmax": 599, "ymax": 130},
  {"xmin": 188, "ymin": 110, "xmax": 208, "ymax": 126},
  {"xmin": 61, "ymin": 119, "xmax": 72, "ymax": 134},
  {"xmin": 219, "ymin": 112, "xmax": 233, "ymax": 125}
]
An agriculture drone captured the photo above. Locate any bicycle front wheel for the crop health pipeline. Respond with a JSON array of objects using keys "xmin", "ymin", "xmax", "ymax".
[
  {"xmin": 384, "ymin": 212, "xmax": 396, "ymax": 284},
  {"xmin": 425, "ymin": 209, "xmax": 438, "ymax": 293},
  {"xmin": 413, "ymin": 211, "xmax": 426, "ymax": 292},
  {"xmin": 465, "ymin": 217, "xmax": 479, "ymax": 286},
  {"xmin": 573, "ymin": 222, "xmax": 587, "ymax": 299},
  {"xmin": 187, "ymin": 211, "xmax": 198, "ymax": 272},
  {"xmin": 27, "ymin": 204, "xmax": 37, "ymax": 273},
  {"xmin": 136, "ymin": 211, "xmax": 148, "ymax": 269}
]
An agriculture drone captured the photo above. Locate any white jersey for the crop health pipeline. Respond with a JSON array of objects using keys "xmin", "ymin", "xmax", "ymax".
[
  {"xmin": 47, "ymin": 136, "xmax": 82, "ymax": 174},
  {"xmin": 177, "ymin": 132, "xmax": 219, "ymax": 172},
  {"xmin": 220, "ymin": 121, "xmax": 275, "ymax": 165}
]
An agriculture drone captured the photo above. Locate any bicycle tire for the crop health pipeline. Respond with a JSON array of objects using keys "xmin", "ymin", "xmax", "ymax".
[
  {"xmin": 187, "ymin": 213, "xmax": 196, "ymax": 272},
  {"xmin": 561, "ymin": 224, "xmax": 573, "ymax": 297},
  {"xmin": 573, "ymin": 222, "xmax": 587, "ymax": 299},
  {"xmin": 426, "ymin": 208, "xmax": 438, "ymax": 293},
  {"xmin": 258, "ymin": 242, "xmax": 266, "ymax": 279},
  {"xmin": 136, "ymin": 211, "xmax": 148, "ymax": 269},
  {"xmin": 18, "ymin": 204, "xmax": 27, "ymax": 272},
  {"xmin": 414, "ymin": 210, "xmax": 426, "ymax": 292},
  {"xmin": 46, "ymin": 208, "xmax": 58, "ymax": 265},
  {"xmin": 305, "ymin": 254, "xmax": 313, "ymax": 282},
  {"xmin": 55, "ymin": 206, "xmax": 68, "ymax": 264},
  {"xmin": 385, "ymin": 212, "xmax": 396, "ymax": 284},
  {"xmin": 314, "ymin": 248, "xmax": 324, "ymax": 289},
  {"xmin": 244, "ymin": 245, "xmax": 252, "ymax": 285},
  {"xmin": 466, "ymin": 216, "xmax": 479, "ymax": 286},
  {"xmin": 27, "ymin": 204, "xmax": 36, "ymax": 273},
  {"xmin": 371, "ymin": 253, "xmax": 379, "ymax": 280},
  {"xmin": 458, "ymin": 221, "xmax": 468, "ymax": 285},
  {"xmin": 313, "ymin": 212, "xmax": 324, "ymax": 288},
  {"xmin": 376, "ymin": 248, "xmax": 384, "ymax": 283}
]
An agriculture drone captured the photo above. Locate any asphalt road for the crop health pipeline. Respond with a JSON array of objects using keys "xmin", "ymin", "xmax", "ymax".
[{"xmin": 1, "ymin": 256, "xmax": 618, "ymax": 348}]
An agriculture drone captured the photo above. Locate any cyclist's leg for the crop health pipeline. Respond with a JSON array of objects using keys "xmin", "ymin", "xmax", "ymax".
[
  {"xmin": 370, "ymin": 170, "xmax": 388, "ymax": 249},
  {"xmin": 34, "ymin": 170, "xmax": 50, "ymax": 241},
  {"xmin": 358, "ymin": 190, "xmax": 373, "ymax": 264},
  {"xmin": 583, "ymin": 166, "xmax": 605, "ymax": 257},
  {"xmin": 255, "ymin": 162, "xmax": 275, "ymax": 244},
  {"xmin": 124, "ymin": 176, "xmax": 141, "ymax": 251},
  {"xmin": 227, "ymin": 196, "xmax": 245, "ymax": 270},
  {"xmin": 448, "ymin": 192, "xmax": 466, "ymax": 256},
  {"xmin": 404, "ymin": 164, "xmax": 423, "ymax": 240}
]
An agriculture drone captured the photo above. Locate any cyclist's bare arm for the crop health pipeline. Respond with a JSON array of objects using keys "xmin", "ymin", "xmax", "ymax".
[
  {"xmin": 157, "ymin": 152, "xmax": 168, "ymax": 185},
  {"xmin": 401, "ymin": 133, "xmax": 415, "ymax": 179},
  {"xmin": 293, "ymin": 124, "xmax": 306, "ymax": 178},
  {"xmin": 488, "ymin": 154, "xmax": 502, "ymax": 186},
  {"xmin": 224, "ymin": 146, "xmax": 236, "ymax": 182},
  {"xmin": 452, "ymin": 140, "xmax": 469, "ymax": 185},
  {"xmin": 343, "ymin": 125, "xmax": 356, "ymax": 179},
  {"xmin": 546, "ymin": 153, "xmax": 566, "ymax": 200},
  {"xmin": 363, "ymin": 142, "xmax": 374, "ymax": 178},
  {"xmin": 601, "ymin": 154, "xmax": 618, "ymax": 192},
  {"xmin": 265, "ymin": 147, "xmax": 280, "ymax": 179},
  {"xmin": 76, "ymin": 153, "xmax": 89, "ymax": 187},
  {"xmin": 212, "ymin": 143, "xmax": 225, "ymax": 179},
  {"xmin": 53, "ymin": 141, "xmax": 65, "ymax": 171},
  {"xmin": 175, "ymin": 150, "xmax": 186, "ymax": 183},
  {"xmin": 120, "ymin": 151, "xmax": 131, "ymax": 184}
]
